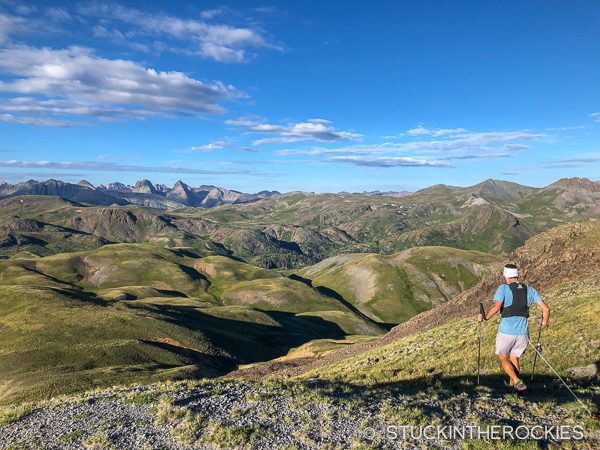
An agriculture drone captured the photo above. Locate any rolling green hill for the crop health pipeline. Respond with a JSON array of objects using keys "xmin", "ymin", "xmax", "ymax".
[
  {"xmin": 0, "ymin": 243, "xmax": 389, "ymax": 405},
  {"xmin": 0, "ymin": 240, "xmax": 504, "ymax": 405},
  {"xmin": 0, "ymin": 282, "xmax": 366, "ymax": 406},
  {"xmin": 295, "ymin": 247, "xmax": 502, "ymax": 323}
]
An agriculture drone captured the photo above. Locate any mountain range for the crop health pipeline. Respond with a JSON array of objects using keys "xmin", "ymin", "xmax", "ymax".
[
  {"xmin": 0, "ymin": 177, "xmax": 598, "ymax": 269},
  {"xmin": 0, "ymin": 179, "xmax": 280, "ymax": 209}
]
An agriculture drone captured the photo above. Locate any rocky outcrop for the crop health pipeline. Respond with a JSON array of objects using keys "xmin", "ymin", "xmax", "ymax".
[
  {"xmin": 133, "ymin": 179, "xmax": 157, "ymax": 195},
  {"xmin": 166, "ymin": 180, "xmax": 193, "ymax": 204}
]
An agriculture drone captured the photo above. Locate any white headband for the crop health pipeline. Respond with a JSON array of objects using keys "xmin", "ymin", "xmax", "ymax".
[{"xmin": 503, "ymin": 267, "xmax": 519, "ymax": 278}]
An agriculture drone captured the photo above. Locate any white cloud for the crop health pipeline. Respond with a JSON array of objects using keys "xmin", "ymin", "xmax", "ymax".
[
  {"xmin": 277, "ymin": 144, "xmax": 387, "ymax": 156},
  {"xmin": 278, "ymin": 131, "xmax": 539, "ymax": 159},
  {"xmin": 46, "ymin": 7, "xmax": 71, "ymax": 21},
  {"xmin": 0, "ymin": 160, "xmax": 253, "ymax": 175},
  {"xmin": 0, "ymin": 45, "xmax": 243, "ymax": 125},
  {"xmin": 0, "ymin": 113, "xmax": 87, "ymax": 127},
  {"xmin": 201, "ymin": 9, "xmax": 224, "ymax": 19},
  {"xmin": 77, "ymin": 3, "xmax": 282, "ymax": 63},
  {"xmin": 394, "ymin": 131, "xmax": 544, "ymax": 154},
  {"xmin": 179, "ymin": 140, "xmax": 263, "ymax": 153},
  {"xmin": 0, "ymin": 13, "xmax": 24, "ymax": 44},
  {"xmin": 273, "ymin": 129, "xmax": 541, "ymax": 170},
  {"xmin": 544, "ymin": 125, "xmax": 585, "ymax": 131},
  {"xmin": 406, "ymin": 125, "xmax": 469, "ymax": 137},
  {"xmin": 226, "ymin": 117, "xmax": 362, "ymax": 145},
  {"xmin": 534, "ymin": 157, "xmax": 600, "ymax": 168},
  {"xmin": 591, "ymin": 112, "xmax": 600, "ymax": 122},
  {"xmin": 503, "ymin": 144, "xmax": 530, "ymax": 151},
  {"xmin": 327, "ymin": 156, "xmax": 454, "ymax": 168},
  {"xmin": 0, "ymin": 6, "xmax": 76, "ymax": 45},
  {"xmin": 406, "ymin": 126, "xmax": 430, "ymax": 136},
  {"xmin": 14, "ymin": 5, "xmax": 37, "ymax": 16},
  {"xmin": 168, "ymin": 159, "xmax": 307, "ymax": 166},
  {"xmin": 188, "ymin": 141, "xmax": 230, "ymax": 152}
]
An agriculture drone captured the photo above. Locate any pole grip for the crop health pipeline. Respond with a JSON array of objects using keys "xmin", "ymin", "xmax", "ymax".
[{"xmin": 479, "ymin": 302, "xmax": 485, "ymax": 316}]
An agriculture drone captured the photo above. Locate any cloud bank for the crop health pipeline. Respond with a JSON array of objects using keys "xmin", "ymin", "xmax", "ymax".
[
  {"xmin": 0, "ymin": 160, "xmax": 253, "ymax": 175},
  {"xmin": 0, "ymin": 46, "xmax": 243, "ymax": 125}
]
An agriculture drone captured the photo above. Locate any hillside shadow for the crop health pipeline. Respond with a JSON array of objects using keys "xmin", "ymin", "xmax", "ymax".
[
  {"xmin": 122, "ymin": 302, "xmax": 347, "ymax": 365},
  {"xmin": 47, "ymin": 286, "xmax": 109, "ymax": 307},
  {"xmin": 154, "ymin": 288, "xmax": 189, "ymax": 298},
  {"xmin": 288, "ymin": 273, "xmax": 394, "ymax": 331},
  {"xmin": 276, "ymin": 240, "xmax": 303, "ymax": 253},
  {"xmin": 140, "ymin": 339, "xmax": 233, "ymax": 369},
  {"xmin": 177, "ymin": 263, "xmax": 209, "ymax": 282}
]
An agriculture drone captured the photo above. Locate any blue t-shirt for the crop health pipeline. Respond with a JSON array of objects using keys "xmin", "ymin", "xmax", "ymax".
[{"xmin": 493, "ymin": 283, "xmax": 542, "ymax": 336}]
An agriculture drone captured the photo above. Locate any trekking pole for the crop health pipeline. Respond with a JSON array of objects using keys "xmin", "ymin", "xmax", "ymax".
[
  {"xmin": 477, "ymin": 303, "xmax": 485, "ymax": 385},
  {"xmin": 527, "ymin": 340, "xmax": 597, "ymax": 420},
  {"xmin": 530, "ymin": 316, "xmax": 543, "ymax": 389}
]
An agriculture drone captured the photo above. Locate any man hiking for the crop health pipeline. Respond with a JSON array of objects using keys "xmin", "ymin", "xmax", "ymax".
[{"xmin": 478, "ymin": 263, "xmax": 550, "ymax": 392}]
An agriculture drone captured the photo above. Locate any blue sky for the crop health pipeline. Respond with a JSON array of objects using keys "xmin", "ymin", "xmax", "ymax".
[{"xmin": 0, "ymin": 0, "xmax": 599, "ymax": 193}]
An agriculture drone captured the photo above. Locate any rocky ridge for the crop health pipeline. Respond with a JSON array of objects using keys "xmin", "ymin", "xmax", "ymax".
[{"xmin": 0, "ymin": 179, "xmax": 280, "ymax": 210}]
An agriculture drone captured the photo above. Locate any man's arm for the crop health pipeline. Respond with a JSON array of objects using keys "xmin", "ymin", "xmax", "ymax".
[
  {"xmin": 478, "ymin": 300, "xmax": 502, "ymax": 322},
  {"xmin": 537, "ymin": 300, "xmax": 550, "ymax": 328}
]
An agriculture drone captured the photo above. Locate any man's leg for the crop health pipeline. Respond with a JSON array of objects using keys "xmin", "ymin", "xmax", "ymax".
[
  {"xmin": 498, "ymin": 354, "xmax": 520, "ymax": 385},
  {"xmin": 496, "ymin": 333, "xmax": 525, "ymax": 387},
  {"xmin": 509, "ymin": 354, "xmax": 520, "ymax": 381}
]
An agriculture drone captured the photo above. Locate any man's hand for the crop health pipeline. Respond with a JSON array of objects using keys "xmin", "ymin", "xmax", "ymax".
[
  {"xmin": 541, "ymin": 320, "xmax": 548, "ymax": 329},
  {"xmin": 478, "ymin": 313, "xmax": 484, "ymax": 322}
]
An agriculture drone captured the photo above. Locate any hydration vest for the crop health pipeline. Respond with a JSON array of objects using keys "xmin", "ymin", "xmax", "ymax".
[{"xmin": 500, "ymin": 282, "xmax": 529, "ymax": 318}]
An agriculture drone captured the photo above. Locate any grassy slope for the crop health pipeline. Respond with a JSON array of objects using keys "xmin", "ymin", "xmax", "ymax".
[
  {"xmin": 193, "ymin": 255, "xmax": 384, "ymax": 335},
  {"xmin": 0, "ymin": 282, "xmax": 372, "ymax": 406},
  {"xmin": 296, "ymin": 274, "xmax": 600, "ymax": 388},
  {"xmin": 295, "ymin": 247, "xmax": 502, "ymax": 323},
  {"xmin": 0, "ymin": 244, "xmax": 215, "ymax": 300},
  {"xmin": 0, "ymin": 244, "xmax": 386, "ymax": 405}
]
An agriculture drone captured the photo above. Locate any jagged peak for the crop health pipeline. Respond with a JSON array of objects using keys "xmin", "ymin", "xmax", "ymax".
[
  {"xmin": 133, "ymin": 179, "xmax": 157, "ymax": 194},
  {"xmin": 173, "ymin": 180, "xmax": 190, "ymax": 190},
  {"xmin": 77, "ymin": 179, "xmax": 96, "ymax": 190},
  {"xmin": 166, "ymin": 180, "xmax": 192, "ymax": 202}
]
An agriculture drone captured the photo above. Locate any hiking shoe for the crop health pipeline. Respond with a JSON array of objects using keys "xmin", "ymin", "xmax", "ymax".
[{"xmin": 513, "ymin": 379, "xmax": 527, "ymax": 392}]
